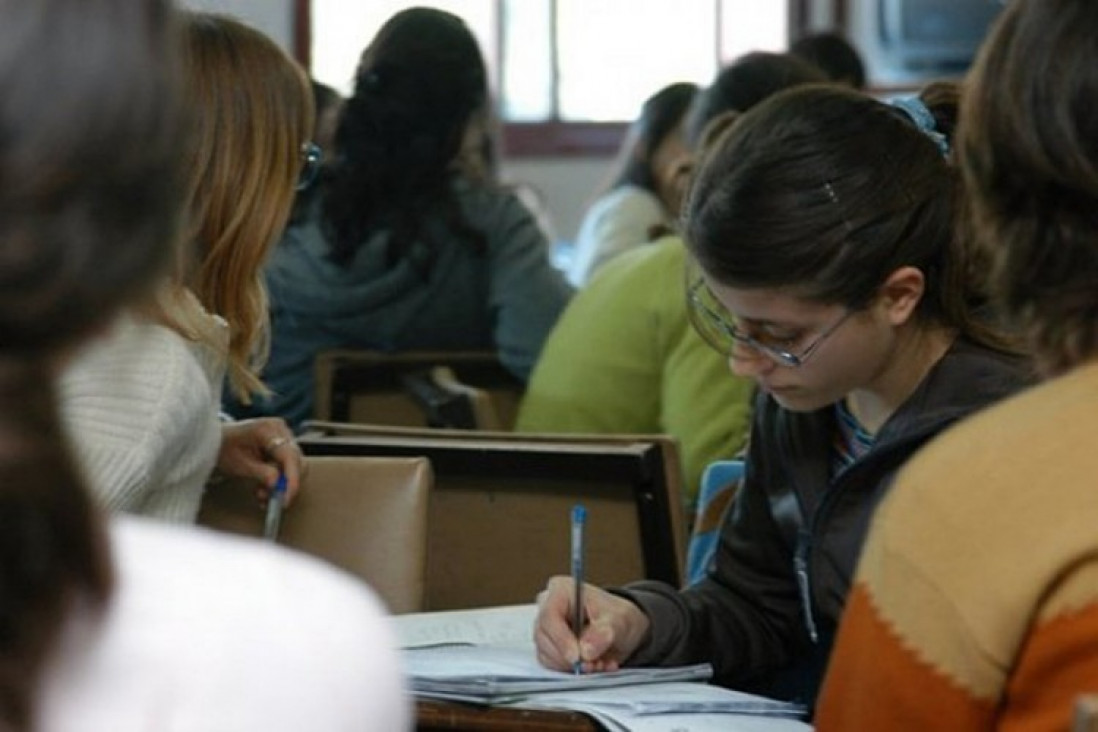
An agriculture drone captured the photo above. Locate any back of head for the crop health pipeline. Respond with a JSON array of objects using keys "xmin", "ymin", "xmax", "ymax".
[
  {"xmin": 686, "ymin": 84, "xmax": 998, "ymax": 346},
  {"xmin": 960, "ymin": 0, "xmax": 1098, "ymax": 374},
  {"xmin": 685, "ymin": 51, "xmax": 828, "ymax": 146},
  {"xmin": 324, "ymin": 6, "xmax": 489, "ymax": 265},
  {"xmin": 179, "ymin": 11, "xmax": 313, "ymax": 401},
  {"xmin": 0, "ymin": 0, "xmax": 182, "ymax": 727},
  {"xmin": 790, "ymin": 31, "xmax": 867, "ymax": 89}
]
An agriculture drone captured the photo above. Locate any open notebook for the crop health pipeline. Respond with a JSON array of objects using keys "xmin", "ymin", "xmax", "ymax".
[{"xmin": 393, "ymin": 605, "xmax": 810, "ymax": 729}]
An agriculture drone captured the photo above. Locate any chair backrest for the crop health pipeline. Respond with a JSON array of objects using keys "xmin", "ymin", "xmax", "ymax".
[
  {"xmin": 196, "ymin": 455, "xmax": 432, "ymax": 614},
  {"xmin": 686, "ymin": 459, "xmax": 745, "ymax": 585},
  {"xmin": 297, "ymin": 422, "xmax": 687, "ymax": 611},
  {"xmin": 313, "ymin": 349, "xmax": 524, "ymax": 430}
]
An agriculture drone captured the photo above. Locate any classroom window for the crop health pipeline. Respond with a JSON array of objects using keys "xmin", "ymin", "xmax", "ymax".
[{"xmin": 307, "ymin": 0, "xmax": 792, "ymax": 152}]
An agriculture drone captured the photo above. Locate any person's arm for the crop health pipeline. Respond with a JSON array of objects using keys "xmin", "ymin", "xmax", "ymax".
[{"xmin": 611, "ymin": 409, "xmax": 808, "ymax": 684}]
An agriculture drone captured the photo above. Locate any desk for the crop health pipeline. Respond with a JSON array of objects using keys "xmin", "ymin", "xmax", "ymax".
[{"xmin": 417, "ymin": 699, "xmax": 600, "ymax": 731}]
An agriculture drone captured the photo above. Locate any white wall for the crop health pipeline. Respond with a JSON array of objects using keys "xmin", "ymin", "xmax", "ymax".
[{"xmin": 502, "ymin": 157, "xmax": 611, "ymax": 244}]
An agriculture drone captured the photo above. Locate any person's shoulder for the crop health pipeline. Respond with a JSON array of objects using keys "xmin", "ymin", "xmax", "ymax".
[
  {"xmin": 600, "ymin": 184, "xmax": 664, "ymax": 215},
  {"xmin": 584, "ymin": 235, "xmax": 685, "ymax": 289},
  {"xmin": 54, "ymin": 517, "xmax": 409, "ymax": 730},
  {"xmin": 894, "ymin": 362, "xmax": 1098, "ymax": 515},
  {"xmin": 61, "ymin": 315, "xmax": 213, "ymax": 430},
  {"xmin": 113, "ymin": 517, "xmax": 383, "ymax": 610}
]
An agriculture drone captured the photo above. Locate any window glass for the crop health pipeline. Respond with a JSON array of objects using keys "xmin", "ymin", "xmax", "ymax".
[
  {"xmin": 719, "ymin": 0, "xmax": 788, "ymax": 62},
  {"xmin": 311, "ymin": 0, "xmax": 496, "ymax": 97},
  {"xmin": 500, "ymin": 0, "xmax": 554, "ymax": 120},
  {"xmin": 310, "ymin": 0, "xmax": 789, "ymax": 121},
  {"xmin": 555, "ymin": 0, "xmax": 716, "ymax": 121}
]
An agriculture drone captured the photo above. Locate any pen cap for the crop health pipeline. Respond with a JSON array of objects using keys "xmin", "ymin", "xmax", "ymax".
[{"xmin": 571, "ymin": 504, "xmax": 586, "ymax": 524}]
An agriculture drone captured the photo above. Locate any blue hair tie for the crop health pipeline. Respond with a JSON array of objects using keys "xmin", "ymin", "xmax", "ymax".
[{"xmin": 890, "ymin": 96, "xmax": 950, "ymax": 157}]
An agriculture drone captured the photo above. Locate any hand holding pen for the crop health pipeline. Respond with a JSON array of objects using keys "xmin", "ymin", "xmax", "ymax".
[{"xmin": 532, "ymin": 505, "xmax": 652, "ymax": 675}]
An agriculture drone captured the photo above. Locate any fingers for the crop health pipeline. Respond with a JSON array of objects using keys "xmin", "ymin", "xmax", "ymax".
[
  {"xmin": 218, "ymin": 418, "xmax": 306, "ymax": 506},
  {"xmin": 534, "ymin": 576, "xmax": 582, "ymax": 671}
]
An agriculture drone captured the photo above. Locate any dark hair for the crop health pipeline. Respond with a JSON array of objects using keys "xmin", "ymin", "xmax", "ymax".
[
  {"xmin": 322, "ymin": 6, "xmax": 489, "ymax": 268},
  {"xmin": 686, "ymin": 84, "xmax": 1009, "ymax": 351},
  {"xmin": 684, "ymin": 52, "xmax": 827, "ymax": 146},
  {"xmin": 790, "ymin": 31, "xmax": 867, "ymax": 89},
  {"xmin": 960, "ymin": 0, "xmax": 1098, "ymax": 374},
  {"xmin": 610, "ymin": 82, "xmax": 698, "ymax": 193},
  {"xmin": 0, "ymin": 0, "xmax": 182, "ymax": 727}
]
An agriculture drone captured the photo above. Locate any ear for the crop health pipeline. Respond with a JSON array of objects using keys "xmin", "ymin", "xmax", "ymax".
[{"xmin": 874, "ymin": 266, "xmax": 925, "ymax": 326}]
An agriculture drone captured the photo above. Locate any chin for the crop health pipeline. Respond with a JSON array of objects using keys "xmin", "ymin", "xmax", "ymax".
[{"xmin": 770, "ymin": 388, "xmax": 833, "ymax": 413}]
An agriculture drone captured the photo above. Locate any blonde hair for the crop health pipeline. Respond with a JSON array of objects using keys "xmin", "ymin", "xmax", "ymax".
[{"xmin": 176, "ymin": 12, "xmax": 313, "ymax": 401}]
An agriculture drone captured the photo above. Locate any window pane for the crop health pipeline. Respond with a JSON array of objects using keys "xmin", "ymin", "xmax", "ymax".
[
  {"xmin": 311, "ymin": 0, "xmax": 496, "ymax": 97},
  {"xmin": 556, "ymin": 0, "xmax": 718, "ymax": 121},
  {"xmin": 500, "ymin": 0, "xmax": 554, "ymax": 120},
  {"xmin": 719, "ymin": 0, "xmax": 789, "ymax": 63}
]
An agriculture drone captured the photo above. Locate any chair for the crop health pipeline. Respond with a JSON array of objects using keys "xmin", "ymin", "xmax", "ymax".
[
  {"xmin": 297, "ymin": 422, "xmax": 687, "ymax": 611},
  {"xmin": 196, "ymin": 455, "xmax": 432, "ymax": 614},
  {"xmin": 312, "ymin": 349, "xmax": 525, "ymax": 430},
  {"xmin": 685, "ymin": 459, "xmax": 745, "ymax": 585}
]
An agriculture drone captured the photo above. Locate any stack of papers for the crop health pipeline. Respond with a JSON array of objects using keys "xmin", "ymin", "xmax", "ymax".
[
  {"xmin": 505, "ymin": 682, "xmax": 810, "ymax": 732},
  {"xmin": 404, "ymin": 643, "xmax": 713, "ymax": 703},
  {"xmin": 393, "ymin": 604, "xmax": 811, "ymax": 731}
]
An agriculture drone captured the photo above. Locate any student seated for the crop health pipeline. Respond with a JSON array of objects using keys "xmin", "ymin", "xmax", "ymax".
[
  {"xmin": 0, "ymin": 2, "xmax": 407, "ymax": 730},
  {"xmin": 817, "ymin": 0, "xmax": 1098, "ymax": 727},
  {"xmin": 61, "ymin": 11, "xmax": 310, "ymax": 521},
  {"xmin": 533, "ymin": 83, "xmax": 1031, "ymax": 709},
  {"xmin": 231, "ymin": 7, "xmax": 573, "ymax": 429},
  {"xmin": 567, "ymin": 82, "xmax": 697, "ymax": 286}
]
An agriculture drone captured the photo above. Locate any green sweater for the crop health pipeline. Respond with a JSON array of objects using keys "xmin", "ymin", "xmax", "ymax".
[{"xmin": 517, "ymin": 237, "xmax": 753, "ymax": 510}]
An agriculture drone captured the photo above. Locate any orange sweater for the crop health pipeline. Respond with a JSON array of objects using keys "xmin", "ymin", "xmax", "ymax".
[{"xmin": 817, "ymin": 361, "xmax": 1098, "ymax": 731}]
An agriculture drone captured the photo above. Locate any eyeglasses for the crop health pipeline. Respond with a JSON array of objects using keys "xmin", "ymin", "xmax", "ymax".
[
  {"xmin": 297, "ymin": 141, "xmax": 322, "ymax": 191},
  {"xmin": 686, "ymin": 274, "xmax": 856, "ymax": 368}
]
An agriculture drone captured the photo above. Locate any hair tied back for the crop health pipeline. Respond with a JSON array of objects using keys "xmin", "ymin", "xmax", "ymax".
[{"xmin": 889, "ymin": 96, "xmax": 949, "ymax": 156}]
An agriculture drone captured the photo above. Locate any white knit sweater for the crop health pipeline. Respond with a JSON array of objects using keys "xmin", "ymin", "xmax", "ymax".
[{"xmin": 60, "ymin": 312, "xmax": 227, "ymax": 523}]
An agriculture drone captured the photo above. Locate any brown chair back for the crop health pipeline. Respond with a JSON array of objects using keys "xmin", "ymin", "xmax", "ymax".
[
  {"xmin": 312, "ymin": 349, "xmax": 524, "ymax": 429},
  {"xmin": 297, "ymin": 422, "xmax": 686, "ymax": 611},
  {"xmin": 197, "ymin": 455, "xmax": 432, "ymax": 614}
]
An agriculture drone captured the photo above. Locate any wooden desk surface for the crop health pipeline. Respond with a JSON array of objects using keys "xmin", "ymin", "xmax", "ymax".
[{"xmin": 416, "ymin": 699, "xmax": 600, "ymax": 731}]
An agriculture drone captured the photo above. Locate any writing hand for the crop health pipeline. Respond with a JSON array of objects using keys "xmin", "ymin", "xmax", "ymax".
[{"xmin": 533, "ymin": 575, "xmax": 650, "ymax": 674}]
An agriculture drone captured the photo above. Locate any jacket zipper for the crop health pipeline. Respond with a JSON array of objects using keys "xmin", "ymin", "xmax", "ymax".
[{"xmin": 794, "ymin": 528, "xmax": 819, "ymax": 643}]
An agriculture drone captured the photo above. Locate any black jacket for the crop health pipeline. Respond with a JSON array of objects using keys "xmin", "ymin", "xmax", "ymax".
[{"xmin": 617, "ymin": 338, "xmax": 1032, "ymax": 705}]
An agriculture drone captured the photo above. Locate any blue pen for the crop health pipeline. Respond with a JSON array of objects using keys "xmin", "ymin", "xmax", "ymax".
[
  {"xmin": 571, "ymin": 504, "xmax": 586, "ymax": 675},
  {"xmin": 263, "ymin": 473, "xmax": 288, "ymax": 541}
]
